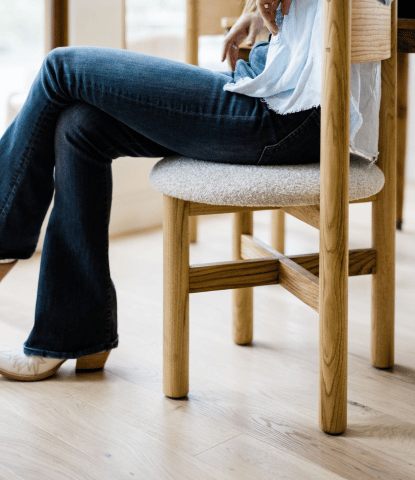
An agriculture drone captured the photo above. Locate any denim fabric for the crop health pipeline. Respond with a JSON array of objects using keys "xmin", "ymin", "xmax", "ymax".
[
  {"xmin": 226, "ymin": 0, "xmax": 394, "ymax": 163},
  {"xmin": 0, "ymin": 47, "xmax": 320, "ymax": 359}
]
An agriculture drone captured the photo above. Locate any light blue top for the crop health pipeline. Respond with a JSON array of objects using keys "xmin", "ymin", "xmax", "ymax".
[{"xmin": 223, "ymin": 0, "xmax": 394, "ymax": 163}]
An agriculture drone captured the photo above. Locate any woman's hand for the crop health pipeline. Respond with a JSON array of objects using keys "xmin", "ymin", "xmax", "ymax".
[
  {"xmin": 257, "ymin": 0, "xmax": 293, "ymax": 36},
  {"xmin": 221, "ymin": 12, "xmax": 264, "ymax": 71}
]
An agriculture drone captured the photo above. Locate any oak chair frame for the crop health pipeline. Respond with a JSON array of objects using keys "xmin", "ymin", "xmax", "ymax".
[{"xmin": 164, "ymin": 0, "xmax": 396, "ymax": 435}]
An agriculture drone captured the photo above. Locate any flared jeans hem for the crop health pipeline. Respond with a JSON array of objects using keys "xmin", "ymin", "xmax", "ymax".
[{"xmin": 23, "ymin": 335, "xmax": 119, "ymax": 359}]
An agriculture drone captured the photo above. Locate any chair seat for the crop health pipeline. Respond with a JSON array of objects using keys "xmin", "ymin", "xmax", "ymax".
[{"xmin": 149, "ymin": 154, "xmax": 385, "ymax": 207}]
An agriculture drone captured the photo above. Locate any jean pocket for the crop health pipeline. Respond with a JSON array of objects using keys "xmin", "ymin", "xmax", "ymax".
[{"xmin": 257, "ymin": 107, "xmax": 321, "ymax": 166}]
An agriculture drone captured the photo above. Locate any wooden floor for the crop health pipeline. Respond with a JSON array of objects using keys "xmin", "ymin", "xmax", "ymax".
[{"xmin": 0, "ymin": 184, "xmax": 415, "ymax": 480}]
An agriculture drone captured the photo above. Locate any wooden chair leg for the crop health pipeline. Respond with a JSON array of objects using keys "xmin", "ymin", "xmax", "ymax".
[
  {"xmin": 271, "ymin": 210, "xmax": 285, "ymax": 254},
  {"xmin": 371, "ymin": 198, "xmax": 395, "ymax": 369},
  {"xmin": 319, "ymin": 0, "xmax": 349, "ymax": 435},
  {"xmin": 371, "ymin": 10, "xmax": 397, "ymax": 369},
  {"xmin": 319, "ymin": 200, "xmax": 348, "ymax": 435},
  {"xmin": 163, "ymin": 195, "xmax": 190, "ymax": 398},
  {"xmin": 189, "ymin": 216, "xmax": 198, "ymax": 243},
  {"xmin": 232, "ymin": 212, "xmax": 253, "ymax": 345},
  {"xmin": 396, "ymin": 53, "xmax": 408, "ymax": 231}
]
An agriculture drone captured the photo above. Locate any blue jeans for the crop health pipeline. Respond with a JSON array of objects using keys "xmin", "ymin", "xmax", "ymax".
[{"xmin": 0, "ymin": 47, "xmax": 321, "ymax": 359}]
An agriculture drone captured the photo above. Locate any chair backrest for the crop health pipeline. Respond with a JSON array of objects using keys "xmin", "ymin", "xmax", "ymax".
[
  {"xmin": 351, "ymin": 0, "xmax": 391, "ymax": 62},
  {"xmin": 186, "ymin": 0, "xmax": 392, "ymax": 64}
]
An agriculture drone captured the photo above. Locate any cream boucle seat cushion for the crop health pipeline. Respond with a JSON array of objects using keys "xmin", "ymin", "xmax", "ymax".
[{"xmin": 149, "ymin": 154, "xmax": 385, "ymax": 207}]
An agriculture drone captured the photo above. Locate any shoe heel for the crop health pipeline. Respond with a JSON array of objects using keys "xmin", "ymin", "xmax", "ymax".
[
  {"xmin": 0, "ymin": 260, "xmax": 18, "ymax": 283},
  {"xmin": 76, "ymin": 351, "xmax": 110, "ymax": 370}
]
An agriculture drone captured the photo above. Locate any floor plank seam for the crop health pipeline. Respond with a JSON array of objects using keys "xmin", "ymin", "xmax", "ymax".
[
  {"xmin": 193, "ymin": 433, "xmax": 244, "ymax": 457},
  {"xmin": 0, "ymin": 462, "xmax": 26, "ymax": 480}
]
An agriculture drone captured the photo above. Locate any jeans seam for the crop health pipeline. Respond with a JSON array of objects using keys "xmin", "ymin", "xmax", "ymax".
[
  {"xmin": 0, "ymin": 93, "xmax": 58, "ymax": 222},
  {"xmin": 69, "ymin": 78, "xmax": 264, "ymax": 120},
  {"xmin": 102, "ymin": 141, "xmax": 148, "ymax": 157},
  {"xmin": 256, "ymin": 108, "xmax": 320, "ymax": 165},
  {"xmin": 102, "ymin": 164, "xmax": 115, "ymax": 344}
]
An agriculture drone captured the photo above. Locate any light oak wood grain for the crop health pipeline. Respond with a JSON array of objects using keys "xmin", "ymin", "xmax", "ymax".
[
  {"xmin": 195, "ymin": 433, "xmax": 346, "ymax": 480},
  {"xmin": 189, "ymin": 202, "xmax": 280, "ymax": 217},
  {"xmin": 0, "ymin": 463, "xmax": 24, "ymax": 480},
  {"xmin": 163, "ymin": 196, "xmax": 189, "ymax": 398},
  {"xmin": 189, "ymin": 216, "xmax": 198, "ymax": 243},
  {"xmin": 189, "ymin": 198, "xmax": 377, "ymax": 218},
  {"xmin": 289, "ymin": 249, "xmax": 377, "ymax": 277},
  {"xmin": 232, "ymin": 212, "xmax": 254, "ymax": 345},
  {"xmin": 238, "ymin": 234, "xmax": 320, "ymax": 311},
  {"xmin": 282, "ymin": 205, "xmax": 320, "ymax": 230},
  {"xmin": 270, "ymin": 210, "xmax": 285, "ymax": 253},
  {"xmin": 189, "ymin": 258, "xmax": 279, "ymax": 293},
  {"xmin": 278, "ymin": 258, "xmax": 319, "ymax": 312},
  {"xmin": 186, "ymin": 0, "xmax": 198, "ymax": 65},
  {"xmin": 351, "ymin": 0, "xmax": 391, "ymax": 63},
  {"xmin": 319, "ymin": 0, "xmax": 350, "ymax": 434},
  {"xmin": 0, "ymin": 406, "xmax": 136, "ymax": 480},
  {"xmin": 371, "ymin": 0, "xmax": 397, "ymax": 369},
  {"xmin": 240, "ymin": 234, "xmax": 376, "ymax": 277},
  {"xmin": 0, "ymin": 380, "xmax": 234, "ymax": 480}
]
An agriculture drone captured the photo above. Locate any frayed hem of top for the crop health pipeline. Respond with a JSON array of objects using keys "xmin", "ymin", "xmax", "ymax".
[
  {"xmin": 262, "ymin": 99, "xmax": 379, "ymax": 166},
  {"xmin": 260, "ymin": 98, "xmax": 321, "ymax": 114},
  {"xmin": 349, "ymin": 147, "xmax": 379, "ymax": 166}
]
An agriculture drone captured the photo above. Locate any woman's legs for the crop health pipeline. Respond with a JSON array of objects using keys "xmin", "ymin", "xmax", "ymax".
[
  {"xmin": 0, "ymin": 47, "xmax": 318, "ymax": 359},
  {"xmin": 24, "ymin": 102, "xmax": 178, "ymax": 358}
]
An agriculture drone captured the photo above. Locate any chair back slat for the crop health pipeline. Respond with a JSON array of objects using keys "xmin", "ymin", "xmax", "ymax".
[{"xmin": 352, "ymin": 0, "xmax": 391, "ymax": 63}]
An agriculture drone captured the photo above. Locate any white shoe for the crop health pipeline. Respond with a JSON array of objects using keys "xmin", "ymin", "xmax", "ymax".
[
  {"xmin": 0, "ymin": 259, "xmax": 16, "ymax": 264},
  {"xmin": 0, "ymin": 350, "xmax": 110, "ymax": 381},
  {"xmin": 0, "ymin": 351, "xmax": 66, "ymax": 381}
]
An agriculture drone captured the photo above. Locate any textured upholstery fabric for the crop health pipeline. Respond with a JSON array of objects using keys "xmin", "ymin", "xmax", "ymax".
[{"xmin": 149, "ymin": 154, "xmax": 385, "ymax": 207}]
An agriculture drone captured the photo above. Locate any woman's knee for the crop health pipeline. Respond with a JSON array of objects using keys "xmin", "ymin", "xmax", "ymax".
[
  {"xmin": 44, "ymin": 46, "xmax": 73, "ymax": 76},
  {"xmin": 54, "ymin": 103, "xmax": 113, "ymax": 162},
  {"xmin": 44, "ymin": 46, "xmax": 79, "ymax": 69}
]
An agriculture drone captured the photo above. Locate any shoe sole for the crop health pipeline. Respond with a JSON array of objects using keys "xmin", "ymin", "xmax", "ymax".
[
  {"xmin": 0, "ymin": 360, "xmax": 66, "ymax": 381},
  {"xmin": 0, "ymin": 351, "xmax": 110, "ymax": 381}
]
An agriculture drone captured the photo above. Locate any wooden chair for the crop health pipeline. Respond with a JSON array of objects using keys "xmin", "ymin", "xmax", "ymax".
[
  {"xmin": 224, "ymin": 5, "xmax": 413, "ymax": 244},
  {"xmin": 150, "ymin": 0, "xmax": 396, "ymax": 435}
]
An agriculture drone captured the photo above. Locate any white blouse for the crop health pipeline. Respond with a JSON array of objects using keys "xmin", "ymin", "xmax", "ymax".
[{"xmin": 224, "ymin": 0, "xmax": 394, "ymax": 163}]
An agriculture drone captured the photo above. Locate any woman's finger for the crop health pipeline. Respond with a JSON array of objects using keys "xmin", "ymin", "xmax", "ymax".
[
  {"xmin": 246, "ymin": 22, "xmax": 257, "ymax": 46},
  {"xmin": 221, "ymin": 32, "xmax": 235, "ymax": 63},
  {"xmin": 222, "ymin": 36, "xmax": 237, "ymax": 63},
  {"xmin": 281, "ymin": 0, "xmax": 293, "ymax": 15},
  {"xmin": 257, "ymin": 0, "xmax": 281, "ymax": 36},
  {"xmin": 229, "ymin": 46, "xmax": 239, "ymax": 70},
  {"xmin": 221, "ymin": 36, "xmax": 239, "ymax": 70}
]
